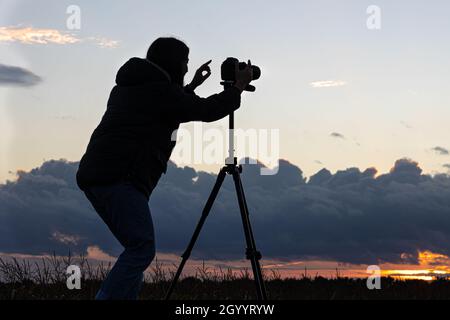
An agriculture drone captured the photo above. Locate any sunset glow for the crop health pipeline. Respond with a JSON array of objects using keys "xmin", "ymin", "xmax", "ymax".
[{"xmin": 3, "ymin": 249, "xmax": 449, "ymax": 281}]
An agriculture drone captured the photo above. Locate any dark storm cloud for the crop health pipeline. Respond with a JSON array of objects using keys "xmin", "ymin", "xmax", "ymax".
[
  {"xmin": 432, "ymin": 146, "xmax": 449, "ymax": 156},
  {"xmin": 0, "ymin": 63, "xmax": 42, "ymax": 87},
  {"xmin": 1, "ymin": 158, "xmax": 450, "ymax": 265}
]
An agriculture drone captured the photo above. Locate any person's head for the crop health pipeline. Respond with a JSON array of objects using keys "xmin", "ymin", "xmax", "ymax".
[{"xmin": 146, "ymin": 37, "xmax": 189, "ymax": 86}]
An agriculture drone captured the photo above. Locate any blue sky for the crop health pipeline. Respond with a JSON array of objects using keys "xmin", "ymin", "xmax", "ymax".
[{"xmin": 1, "ymin": 0, "xmax": 450, "ymax": 183}]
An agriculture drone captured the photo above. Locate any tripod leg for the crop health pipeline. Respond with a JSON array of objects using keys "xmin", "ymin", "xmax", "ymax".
[
  {"xmin": 231, "ymin": 168, "xmax": 268, "ymax": 300},
  {"xmin": 165, "ymin": 167, "xmax": 227, "ymax": 300}
]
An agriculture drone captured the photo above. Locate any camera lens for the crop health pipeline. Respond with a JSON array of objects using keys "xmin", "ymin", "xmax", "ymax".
[
  {"xmin": 238, "ymin": 62, "xmax": 261, "ymax": 81},
  {"xmin": 251, "ymin": 66, "xmax": 261, "ymax": 80}
]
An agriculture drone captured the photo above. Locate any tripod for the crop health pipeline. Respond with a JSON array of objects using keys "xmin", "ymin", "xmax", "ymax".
[{"xmin": 165, "ymin": 83, "xmax": 267, "ymax": 300}]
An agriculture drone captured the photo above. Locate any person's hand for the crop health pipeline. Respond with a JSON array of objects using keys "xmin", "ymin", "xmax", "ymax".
[
  {"xmin": 234, "ymin": 60, "xmax": 253, "ymax": 93},
  {"xmin": 188, "ymin": 60, "xmax": 212, "ymax": 90}
]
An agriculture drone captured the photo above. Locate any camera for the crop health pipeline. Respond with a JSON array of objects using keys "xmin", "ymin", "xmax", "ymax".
[{"xmin": 221, "ymin": 57, "xmax": 261, "ymax": 92}]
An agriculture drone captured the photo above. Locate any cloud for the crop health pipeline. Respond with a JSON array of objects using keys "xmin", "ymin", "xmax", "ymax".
[
  {"xmin": 400, "ymin": 121, "xmax": 413, "ymax": 129},
  {"xmin": 432, "ymin": 146, "xmax": 449, "ymax": 156},
  {"xmin": 330, "ymin": 132, "xmax": 345, "ymax": 139},
  {"xmin": 1, "ymin": 158, "xmax": 450, "ymax": 266},
  {"xmin": 0, "ymin": 64, "xmax": 42, "ymax": 87},
  {"xmin": 86, "ymin": 246, "xmax": 115, "ymax": 261},
  {"xmin": 310, "ymin": 80, "xmax": 347, "ymax": 88},
  {"xmin": 0, "ymin": 26, "xmax": 80, "ymax": 45},
  {"xmin": 51, "ymin": 231, "xmax": 82, "ymax": 245},
  {"xmin": 86, "ymin": 37, "xmax": 119, "ymax": 49},
  {"xmin": 0, "ymin": 26, "xmax": 118, "ymax": 48}
]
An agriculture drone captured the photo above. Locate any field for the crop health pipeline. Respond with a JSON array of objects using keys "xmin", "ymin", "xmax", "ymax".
[{"xmin": 1, "ymin": 254, "xmax": 450, "ymax": 300}]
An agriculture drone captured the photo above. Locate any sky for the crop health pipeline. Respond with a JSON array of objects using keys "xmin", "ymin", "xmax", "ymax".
[
  {"xmin": 1, "ymin": 0, "xmax": 450, "ymax": 183},
  {"xmin": 1, "ymin": 0, "xmax": 450, "ymax": 278}
]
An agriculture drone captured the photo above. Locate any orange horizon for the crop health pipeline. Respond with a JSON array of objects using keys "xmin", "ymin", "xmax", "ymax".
[{"xmin": 1, "ymin": 249, "xmax": 449, "ymax": 281}]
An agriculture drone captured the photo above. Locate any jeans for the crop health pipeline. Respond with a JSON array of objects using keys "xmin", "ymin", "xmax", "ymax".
[{"xmin": 84, "ymin": 182, "xmax": 156, "ymax": 300}]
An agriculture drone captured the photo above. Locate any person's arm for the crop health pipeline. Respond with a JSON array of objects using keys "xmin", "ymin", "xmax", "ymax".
[
  {"xmin": 183, "ymin": 83, "xmax": 196, "ymax": 95},
  {"xmin": 161, "ymin": 60, "xmax": 252, "ymax": 123},
  {"xmin": 185, "ymin": 60, "xmax": 212, "ymax": 94},
  {"xmin": 165, "ymin": 84, "xmax": 242, "ymax": 123}
]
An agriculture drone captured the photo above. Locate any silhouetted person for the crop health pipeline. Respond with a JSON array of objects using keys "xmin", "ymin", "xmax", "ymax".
[{"xmin": 76, "ymin": 37, "xmax": 253, "ymax": 300}]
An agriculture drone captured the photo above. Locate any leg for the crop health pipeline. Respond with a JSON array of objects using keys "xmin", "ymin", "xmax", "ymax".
[{"xmin": 85, "ymin": 183, "xmax": 156, "ymax": 300}]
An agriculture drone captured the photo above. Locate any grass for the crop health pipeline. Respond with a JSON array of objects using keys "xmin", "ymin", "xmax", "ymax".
[{"xmin": 1, "ymin": 253, "xmax": 450, "ymax": 300}]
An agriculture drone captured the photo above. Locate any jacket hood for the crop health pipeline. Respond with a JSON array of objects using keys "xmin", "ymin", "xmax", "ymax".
[{"xmin": 115, "ymin": 57, "xmax": 171, "ymax": 86}]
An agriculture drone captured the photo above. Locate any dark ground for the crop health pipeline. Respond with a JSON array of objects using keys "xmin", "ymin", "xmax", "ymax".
[
  {"xmin": 1, "ymin": 255, "xmax": 450, "ymax": 300},
  {"xmin": 2, "ymin": 277, "xmax": 450, "ymax": 300}
]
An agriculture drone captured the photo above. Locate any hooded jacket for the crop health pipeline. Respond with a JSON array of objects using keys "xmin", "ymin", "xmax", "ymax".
[{"xmin": 76, "ymin": 57, "xmax": 241, "ymax": 199}]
